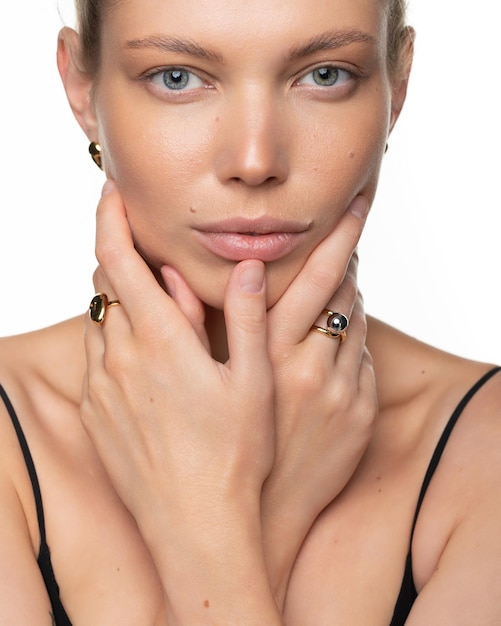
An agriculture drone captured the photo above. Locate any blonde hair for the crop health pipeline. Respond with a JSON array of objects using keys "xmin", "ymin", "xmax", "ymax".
[{"xmin": 75, "ymin": 0, "xmax": 411, "ymax": 76}]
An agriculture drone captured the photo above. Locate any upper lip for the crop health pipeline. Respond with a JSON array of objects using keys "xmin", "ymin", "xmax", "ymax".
[{"xmin": 195, "ymin": 217, "xmax": 311, "ymax": 235}]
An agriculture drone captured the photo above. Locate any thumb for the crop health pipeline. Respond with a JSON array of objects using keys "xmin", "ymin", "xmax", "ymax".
[{"xmin": 224, "ymin": 260, "xmax": 269, "ymax": 377}]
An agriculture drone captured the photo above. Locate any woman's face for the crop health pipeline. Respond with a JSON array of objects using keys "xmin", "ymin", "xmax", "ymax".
[{"xmin": 91, "ymin": 0, "xmax": 402, "ymax": 308}]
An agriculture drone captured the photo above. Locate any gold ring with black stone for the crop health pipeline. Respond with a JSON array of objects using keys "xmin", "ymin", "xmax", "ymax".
[
  {"xmin": 89, "ymin": 293, "xmax": 121, "ymax": 325},
  {"xmin": 310, "ymin": 309, "xmax": 349, "ymax": 342}
]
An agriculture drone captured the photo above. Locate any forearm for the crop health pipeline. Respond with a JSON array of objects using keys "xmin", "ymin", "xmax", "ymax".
[
  {"xmin": 261, "ymin": 477, "xmax": 319, "ymax": 608},
  {"xmin": 139, "ymin": 496, "xmax": 284, "ymax": 626}
]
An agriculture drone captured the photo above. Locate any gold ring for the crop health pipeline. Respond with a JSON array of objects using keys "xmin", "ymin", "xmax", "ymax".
[
  {"xmin": 89, "ymin": 293, "xmax": 121, "ymax": 325},
  {"xmin": 310, "ymin": 309, "xmax": 349, "ymax": 342}
]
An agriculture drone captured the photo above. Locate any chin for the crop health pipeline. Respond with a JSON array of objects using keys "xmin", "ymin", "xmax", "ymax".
[{"xmin": 181, "ymin": 261, "xmax": 297, "ymax": 312}]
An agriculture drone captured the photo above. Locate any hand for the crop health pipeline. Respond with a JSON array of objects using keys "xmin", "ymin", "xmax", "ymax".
[
  {"xmin": 81, "ymin": 179, "xmax": 275, "ymax": 541},
  {"xmin": 157, "ymin": 196, "xmax": 376, "ymax": 606},
  {"xmin": 81, "ymin": 180, "xmax": 288, "ymax": 624},
  {"xmin": 261, "ymin": 197, "xmax": 377, "ymax": 604}
]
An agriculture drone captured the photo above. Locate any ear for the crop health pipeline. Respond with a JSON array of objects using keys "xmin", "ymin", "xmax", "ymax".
[
  {"xmin": 389, "ymin": 27, "xmax": 415, "ymax": 133},
  {"xmin": 57, "ymin": 27, "xmax": 98, "ymax": 141}
]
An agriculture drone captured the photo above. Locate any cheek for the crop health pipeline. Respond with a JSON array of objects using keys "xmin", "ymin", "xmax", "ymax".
[
  {"xmin": 93, "ymin": 82, "xmax": 389, "ymax": 309},
  {"xmin": 97, "ymin": 105, "xmax": 217, "ymax": 259},
  {"xmin": 296, "ymin": 88, "xmax": 389, "ymax": 193},
  {"xmin": 100, "ymin": 113, "xmax": 206, "ymax": 200}
]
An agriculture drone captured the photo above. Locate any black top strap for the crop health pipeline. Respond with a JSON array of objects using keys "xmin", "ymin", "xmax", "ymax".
[
  {"xmin": 0, "ymin": 385, "xmax": 47, "ymax": 543},
  {"xmin": 0, "ymin": 385, "xmax": 73, "ymax": 626},
  {"xmin": 410, "ymin": 366, "xmax": 501, "ymax": 539},
  {"xmin": 390, "ymin": 366, "xmax": 501, "ymax": 625}
]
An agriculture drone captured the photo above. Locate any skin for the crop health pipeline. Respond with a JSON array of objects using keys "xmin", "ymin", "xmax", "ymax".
[
  {"xmin": 1, "ymin": 0, "xmax": 501, "ymax": 624},
  {"xmin": 67, "ymin": 0, "xmax": 397, "ymax": 313}
]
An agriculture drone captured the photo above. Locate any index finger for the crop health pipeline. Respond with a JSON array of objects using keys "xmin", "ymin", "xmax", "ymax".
[
  {"xmin": 94, "ymin": 180, "xmax": 172, "ymax": 324},
  {"xmin": 269, "ymin": 195, "xmax": 368, "ymax": 345}
]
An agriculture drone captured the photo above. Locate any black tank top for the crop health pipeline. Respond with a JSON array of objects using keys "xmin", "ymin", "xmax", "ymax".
[{"xmin": 1, "ymin": 366, "xmax": 500, "ymax": 626}]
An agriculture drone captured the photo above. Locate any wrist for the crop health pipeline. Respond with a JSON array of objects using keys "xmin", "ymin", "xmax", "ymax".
[
  {"xmin": 145, "ymin": 502, "xmax": 282, "ymax": 625},
  {"xmin": 261, "ymin": 479, "xmax": 321, "ymax": 606}
]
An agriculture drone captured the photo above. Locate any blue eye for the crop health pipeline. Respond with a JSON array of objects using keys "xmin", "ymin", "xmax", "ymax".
[
  {"xmin": 150, "ymin": 67, "xmax": 205, "ymax": 91},
  {"xmin": 299, "ymin": 66, "xmax": 352, "ymax": 87}
]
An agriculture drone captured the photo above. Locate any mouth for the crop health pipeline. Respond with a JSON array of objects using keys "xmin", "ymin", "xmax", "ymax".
[{"xmin": 194, "ymin": 217, "xmax": 311, "ymax": 262}]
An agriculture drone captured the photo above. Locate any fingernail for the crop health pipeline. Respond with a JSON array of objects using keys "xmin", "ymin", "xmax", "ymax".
[
  {"xmin": 349, "ymin": 196, "xmax": 369, "ymax": 220},
  {"xmin": 102, "ymin": 179, "xmax": 116, "ymax": 196},
  {"xmin": 239, "ymin": 262, "xmax": 265, "ymax": 293}
]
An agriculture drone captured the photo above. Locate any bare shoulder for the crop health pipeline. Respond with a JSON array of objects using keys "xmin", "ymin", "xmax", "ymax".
[
  {"xmin": 0, "ymin": 316, "xmax": 86, "ymax": 402},
  {"xmin": 367, "ymin": 315, "xmax": 498, "ymax": 409},
  {"xmin": 0, "ymin": 316, "xmax": 87, "ymax": 540},
  {"xmin": 0, "ymin": 320, "xmax": 87, "ymax": 623},
  {"xmin": 368, "ymin": 319, "xmax": 501, "ymax": 623},
  {"xmin": 0, "ymin": 313, "xmax": 85, "ymax": 480},
  {"xmin": 409, "ymin": 368, "xmax": 501, "ymax": 624},
  {"xmin": 367, "ymin": 316, "xmax": 501, "ymax": 511}
]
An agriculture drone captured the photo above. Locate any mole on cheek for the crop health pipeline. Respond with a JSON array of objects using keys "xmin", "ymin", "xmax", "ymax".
[{"xmin": 190, "ymin": 206, "xmax": 197, "ymax": 214}]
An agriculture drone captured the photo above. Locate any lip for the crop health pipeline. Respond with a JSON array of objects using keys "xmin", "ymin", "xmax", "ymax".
[{"xmin": 194, "ymin": 217, "xmax": 310, "ymax": 262}]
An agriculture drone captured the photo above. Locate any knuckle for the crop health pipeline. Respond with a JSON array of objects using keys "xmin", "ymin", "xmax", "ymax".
[
  {"xmin": 95, "ymin": 239, "xmax": 122, "ymax": 269},
  {"xmin": 338, "ymin": 219, "xmax": 363, "ymax": 248},
  {"xmin": 236, "ymin": 306, "xmax": 267, "ymax": 335},
  {"xmin": 85, "ymin": 365, "xmax": 108, "ymax": 400},
  {"xmin": 92, "ymin": 266, "xmax": 105, "ymax": 290},
  {"xmin": 290, "ymin": 358, "xmax": 330, "ymax": 395},
  {"xmin": 310, "ymin": 265, "xmax": 343, "ymax": 292},
  {"xmin": 341, "ymin": 271, "xmax": 358, "ymax": 301},
  {"xmin": 102, "ymin": 343, "xmax": 135, "ymax": 381},
  {"xmin": 268, "ymin": 340, "xmax": 293, "ymax": 366}
]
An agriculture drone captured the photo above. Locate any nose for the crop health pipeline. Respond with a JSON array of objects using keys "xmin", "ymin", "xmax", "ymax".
[{"xmin": 214, "ymin": 89, "xmax": 289, "ymax": 187}]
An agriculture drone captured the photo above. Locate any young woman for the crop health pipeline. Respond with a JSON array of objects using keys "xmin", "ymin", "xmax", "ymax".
[{"xmin": 1, "ymin": 1, "xmax": 500, "ymax": 624}]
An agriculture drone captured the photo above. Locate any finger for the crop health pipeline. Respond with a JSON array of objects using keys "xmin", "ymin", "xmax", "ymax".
[
  {"xmin": 91, "ymin": 265, "xmax": 132, "ymax": 336},
  {"xmin": 224, "ymin": 260, "xmax": 270, "ymax": 381},
  {"xmin": 334, "ymin": 289, "xmax": 368, "ymax": 377},
  {"xmin": 83, "ymin": 304, "xmax": 105, "ymax": 380},
  {"xmin": 93, "ymin": 265, "xmax": 118, "ymax": 299},
  {"xmin": 95, "ymin": 180, "xmax": 172, "ymax": 325},
  {"xmin": 160, "ymin": 265, "xmax": 210, "ymax": 351},
  {"xmin": 308, "ymin": 254, "xmax": 359, "ymax": 353},
  {"xmin": 270, "ymin": 195, "xmax": 369, "ymax": 346},
  {"xmin": 311, "ymin": 253, "xmax": 358, "ymax": 328}
]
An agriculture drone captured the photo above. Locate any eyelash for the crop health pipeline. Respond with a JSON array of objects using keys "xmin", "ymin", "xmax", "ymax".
[
  {"xmin": 296, "ymin": 65, "xmax": 355, "ymax": 89},
  {"xmin": 140, "ymin": 63, "xmax": 359, "ymax": 98},
  {"xmin": 142, "ymin": 67, "xmax": 211, "ymax": 93}
]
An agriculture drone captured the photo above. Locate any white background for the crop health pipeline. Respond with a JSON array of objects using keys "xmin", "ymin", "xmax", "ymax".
[{"xmin": 1, "ymin": 1, "xmax": 499, "ymax": 364}]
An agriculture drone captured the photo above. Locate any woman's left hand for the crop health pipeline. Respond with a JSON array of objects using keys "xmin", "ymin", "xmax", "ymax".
[{"xmin": 256, "ymin": 196, "xmax": 377, "ymax": 604}]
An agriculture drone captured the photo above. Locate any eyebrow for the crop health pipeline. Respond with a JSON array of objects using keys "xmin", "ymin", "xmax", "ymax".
[
  {"xmin": 125, "ymin": 35, "xmax": 224, "ymax": 64},
  {"xmin": 288, "ymin": 30, "xmax": 375, "ymax": 61},
  {"xmin": 125, "ymin": 29, "xmax": 374, "ymax": 65}
]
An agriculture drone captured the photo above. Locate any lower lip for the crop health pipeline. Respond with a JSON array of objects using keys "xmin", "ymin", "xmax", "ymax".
[{"xmin": 194, "ymin": 231, "xmax": 306, "ymax": 262}]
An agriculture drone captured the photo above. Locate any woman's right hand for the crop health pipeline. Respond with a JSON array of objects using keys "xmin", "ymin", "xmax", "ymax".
[{"xmin": 81, "ymin": 181, "xmax": 284, "ymax": 625}]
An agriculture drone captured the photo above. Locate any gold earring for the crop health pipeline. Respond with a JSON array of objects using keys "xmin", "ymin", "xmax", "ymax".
[{"xmin": 89, "ymin": 141, "xmax": 103, "ymax": 170}]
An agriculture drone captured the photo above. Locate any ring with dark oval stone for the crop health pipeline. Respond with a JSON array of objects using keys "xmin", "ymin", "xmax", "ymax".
[
  {"xmin": 89, "ymin": 293, "xmax": 121, "ymax": 325},
  {"xmin": 310, "ymin": 309, "xmax": 349, "ymax": 342}
]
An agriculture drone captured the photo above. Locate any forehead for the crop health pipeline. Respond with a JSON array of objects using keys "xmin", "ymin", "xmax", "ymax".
[{"xmin": 105, "ymin": 0, "xmax": 389, "ymax": 51}]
